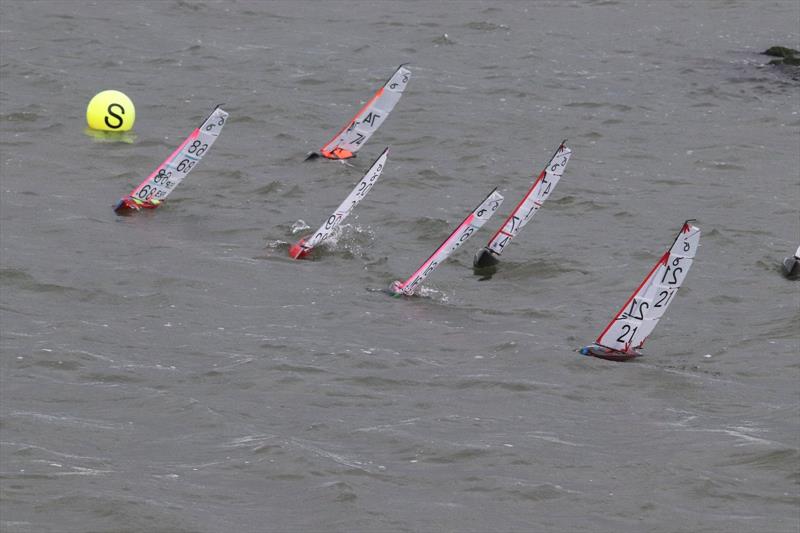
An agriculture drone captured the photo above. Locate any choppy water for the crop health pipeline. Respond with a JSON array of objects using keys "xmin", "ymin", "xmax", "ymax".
[{"xmin": 1, "ymin": 1, "xmax": 798, "ymax": 532}]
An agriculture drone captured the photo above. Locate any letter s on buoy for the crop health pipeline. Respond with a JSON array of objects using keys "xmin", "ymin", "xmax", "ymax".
[{"xmin": 105, "ymin": 103, "xmax": 125, "ymax": 129}]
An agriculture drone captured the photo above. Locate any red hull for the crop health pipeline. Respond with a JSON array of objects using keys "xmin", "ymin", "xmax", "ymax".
[
  {"xmin": 320, "ymin": 147, "xmax": 355, "ymax": 160},
  {"xmin": 288, "ymin": 238, "xmax": 311, "ymax": 260},
  {"xmin": 113, "ymin": 197, "xmax": 159, "ymax": 216},
  {"xmin": 580, "ymin": 345, "xmax": 641, "ymax": 362}
]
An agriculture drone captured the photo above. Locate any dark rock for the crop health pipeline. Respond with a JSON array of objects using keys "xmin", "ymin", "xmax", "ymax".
[
  {"xmin": 763, "ymin": 46, "xmax": 799, "ymax": 58},
  {"xmin": 779, "ymin": 56, "xmax": 800, "ymax": 66},
  {"xmin": 763, "ymin": 46, "xmax": 799, "ymax": 74}
]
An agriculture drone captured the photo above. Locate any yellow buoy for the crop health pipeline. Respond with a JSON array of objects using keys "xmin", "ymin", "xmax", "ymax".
[{"xmin": 86, "ymin": 90, "xmax": 135, "ymax": 132}]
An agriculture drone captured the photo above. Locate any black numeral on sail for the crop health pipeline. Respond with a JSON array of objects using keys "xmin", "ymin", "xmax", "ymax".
[
  {"xmin": 422, "ymin": 261, "xmax": 438, "ymax": 278},
  {"xmin": 362, "ymin": 112, "xmax": 380, "ymax": 126},
  {"xmin": 661, "ymin": 265, "xmax": 682, "ymax": 285},
  {"xmin": 324, "ymin": 214, "xmax": 338, "ymax": 230},
  {"xmin": 188, "ymin": 141, "xmax": 208, "ymax": 155},
  {"xmin": 137, "ymin": 184, "xmax": 161, "ymax": 200},
  {"xmin": 538, "ymin": 177, "xmax": 551, "ymax": 197},
  {"xmin": 616, "ymin": 324, "xmax": 638, "ymax": 344},
  {"xmin": 389, "ymin": 74, "xmax": 409, "ymax": 90},
  {"xmin": 205, "ymin": 115, "xmax": 226, "ymax": 131},
  {"xmin": 655, "ymin": 290, "xmax": 673, "ymax": 308},
  {"xmin": 625, "ymin": 299, "xmax": 649, "ymax": 320},
  {"xmin": 176, "ymin": 159, "xmax": 195, "ymax": 172},
  {"xmin": 153, "ymin": 168, "xmax": 173, "ymax": 186}
]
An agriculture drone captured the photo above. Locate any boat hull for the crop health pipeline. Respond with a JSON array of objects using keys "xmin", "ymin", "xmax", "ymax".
[
  {"xmin": 113, "ymin": 197, "xmax": 158, "ymax": 216},
  {"xmin": 782, "ymin": 256, "xmax": 799, "ymax": 279},
  {"xmin": 580, "ymin": 345, "xmax": 641, "ymax": 362},
  {"xmin": 320, "ymin": 148, "xmax": 355, "ymax": 160},
  {"xmin": 386, "ymin": 280, "xmax": 405, "ymax": 298},
  {"xmin": 473, "ymin": 247, "xmax": 500, "ymax": 268},
  {"xmin": 288, "ymin": 238, "xmax": 311, "ymax": 260}
]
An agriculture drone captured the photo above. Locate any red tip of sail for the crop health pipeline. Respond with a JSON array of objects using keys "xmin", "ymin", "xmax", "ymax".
[{"xmin": 289, "ymin": 239, "xmax": 311, "ymax": 260}]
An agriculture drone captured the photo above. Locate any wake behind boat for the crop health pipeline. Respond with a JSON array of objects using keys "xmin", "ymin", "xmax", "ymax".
[
  {"xmin": 114, "ymin": 105, "xmax": 228, "ymax": 215},
  {"xmin": 474, "ymin": 141, "xmax": 571, "ymax": 268},
  {"xmin": 580, "ymin": 221, "xmax": 701, "ymax": 361},
  {"xmin": 290, "ymin": 147, "xmax": 390, "ymax": 259},
  {"xmin": 308, "ymin": 65, "xmax": 410, "ymax": 161},
  {"xmin": 389, "ymin": 189, "xmax": 504, "ymax": 297}
]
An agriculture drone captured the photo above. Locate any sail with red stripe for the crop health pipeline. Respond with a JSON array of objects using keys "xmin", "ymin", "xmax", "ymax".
[
  {"xmin": 474, "ymin": 141, "xmax": 571, "ymax": 267},
  {"xmin": 317, "ymin": 65, "xmax": 410, "ymax": 160},
  {"xmin": 289, "ymin": 147, "xmax": 390, "ymax": 259},
  {"xmin": 580, "ymin": 221, "xmax": 701, "ymax": 361},
  {"xmin": 389, "ymin": 189, "xmax": 504, "ymax": 296},
  {"xmin": 114, "ymin": 105, "xmax": 228, "ymax": 214}
]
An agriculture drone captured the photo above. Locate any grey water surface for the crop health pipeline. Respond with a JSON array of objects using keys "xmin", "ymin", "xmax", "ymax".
[{"xmin": 1, "ymin": 1, "xmax": 798, "ymax": 532}]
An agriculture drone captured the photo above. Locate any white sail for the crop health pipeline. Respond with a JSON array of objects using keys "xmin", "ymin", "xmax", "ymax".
[
  {"xmin": 593, "ymin": 221, "xmax": 701, "ymax": 354},
  {"xmin": 485, "ymin": 141, "xmax": 571, "ymax": 256},
  {"xmin": 320, "ymin": 65, "xmax": 410, "ymax": 160},
  {"xmin": 118, "ymin": 106, "xmax": 228, "ymax": 211},
  {"xmin": 394, "ymin": 189, "xmax": 504, "ymax": 296},
  {"xmin": 291, "ymin": 148, "xmax": 390, "ymax": 258}
]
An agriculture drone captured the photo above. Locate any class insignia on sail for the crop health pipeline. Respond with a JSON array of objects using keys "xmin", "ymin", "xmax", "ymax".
[
  {"xmin": 290, "ymin": 148, "xmax": 390, "ymax": 259},
  {"xmin": 474, "ymin": 141, "xmax": 571, "ymax": 269},
  {"xmin": 114, "ymin": 105, "xmax": 228, "ymax": 215},
  {"xmin": 580, "ymin": 221, "xmax": 701, "ymax": 361},
  {"xmin": 389, "ymin": 189, "xmax": 504, "ymax": 297},
  {"xmin": 309, "ymin": 65, "xmax": 410, "ymax": 161}
]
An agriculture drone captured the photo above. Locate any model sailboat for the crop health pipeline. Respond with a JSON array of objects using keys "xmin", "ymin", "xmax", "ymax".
[
  {"xmin": 309, "ymin": 65, "xmax": 410, "ymax": 161},
  {"xmin": 474, "ymin": 141, "xmax": 571, "ymax": 267},
  {"xmin": 389, "ymin": 189, "xmax": 504, "ymax": 296},
  {"xmin": 114, "ymin": 105, "xmax": 228, "ymax": 215},
  {"xmin": 580, "ymin": 221, "xmax": 701, "ymax": 361},
  {"xmin": 290, "ymin": 147, "xmax": 390, "ymax": 259}
]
